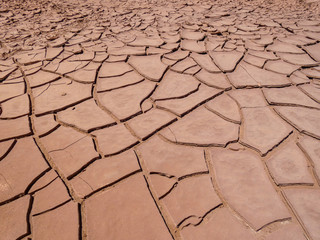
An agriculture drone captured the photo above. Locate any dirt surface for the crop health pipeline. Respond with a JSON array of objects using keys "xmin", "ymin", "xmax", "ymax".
[{"xmin": 0, "ymin": 0, "xmax": 320, "ymax": 239}]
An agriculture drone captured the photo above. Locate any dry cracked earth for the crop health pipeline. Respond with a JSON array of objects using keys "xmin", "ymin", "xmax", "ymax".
[{"xmin": 1, "ymin": 0, "xmax": 320, "ymax": 239}]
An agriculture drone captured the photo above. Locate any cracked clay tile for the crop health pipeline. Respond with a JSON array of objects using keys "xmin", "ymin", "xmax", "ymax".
[
  {"xmin": 181, "ymin": 207, "xmax": 256, "ymax": 240},
  {"xmin": 151, "ymin": 70, "xmax": 199, "ymax": 101},
  {"xmin": 70, "ymin": 150, "xmax": 140, "ymax": 198},
  {"xmin": 209, "ymin": 50, "xmax": 243, "ymax": 72},
  {"xmin": 28, "ymin": 170, "xmax": 58, "ymax": 193},
  {"xmin": 298, "ymin": 135, "xmax": 320, "ymax": 183},
  {"xmin": 278, "ymin": 34, "xmax": 316, "ymax": 46},
  {"xmin": 92, "ymin": 124, "xmax": 139, "ymax": 157},
  {"xmin": 32, "ymin": 201, "xmax": 79, "ymax": 240},
  {"xmin": 181, "ymin": 29, "xmax": 205, "ymax": 41},
  {"xmin": 277, "ymin": 52, "xmax": 318, "ymax": 67},
  {"xmin": 146, "ymin": 47, "xmax": 172, "ymax": 55},
  {"xmin": 171, "ymin": 57, "xmax": 197, "ymax": 73},
  {"xmin": 161, "ymin": 33, "xmax": 180, "ymax": 44},
  {"xmin": 97, "ymin": 80, "xmax": 155, "ymax": 121},
  {"xmin": 33, "ymin": 78, "xmax": 92, "ymax": 116},
  {"xmin": 0, "ymin": 116, "xmax": 31, "ymax": 142},
  {"xmin": 14, "ymin": 49, "xmax": 46, "ymax": 65},
  {"xmin": 20, "ymin": 61, "xmax": 42, "ymax": 76},
  {"xmin": 263, "ymin": 86, "xmax": 320, "ymax": 109},
  {"xmin": 190, "ymin": 52, "xmax": 221, "ymax": 73},
  {"xmin": 0, "ymin": 139, "xmax": 15, "ymax": 160},
  {"xmin": 303, "ymin": 42, "xmax": 320, "ymax": 62},
  {"xmin": 264, "ymin": 60, "xmax": 300, "ymax": 76},
  {"xmin": 161, "ymin": 175, "xmax": 222, "ymax": 226},
  {"xmin": 195, "ymin": 69, "xmax": 231, "ymax": 89},
  {"xmin": 265, "ymin": 223, "xmax": 306, "ymax": 240},
  {"xmin": 301, "ymin": 68, "xmax": 320, "ymax": 79},
  {"xmin": 55, "ymin": 60, "xmax": 90, "ymax": 75},
  {"xmin": 0, "ymin": 137, "xmax": 49, "ymax": 203},
  {"xmin": 67, "ymin": 51, "xmax": 95, "ymax": 62},
  {"xmin": 299, "ymin": 83, "xmax": 320, "ymax": 103},
  {"xmin": 0, "ymin": 94, "xmax": 30, "ymax": 119},
  {"xmin": 105, "ymin": 55, "xmax": 128, "ymax": 63},
  {"xmin": 33, "ymin": 114, "xmax": 59, "ymax": 137},
  {"xmin": 84, "ymin": 173, "xmax": 172, "ymax": 240},
  {"xmin": 97, "ymin": 70, "xmax": 144, "ymax": 92},
  {"xmin": 243, "ymin": 54, "xmax": 267, "ymax": 68},
  {"xmin": 0, "ymin": 67, "xmax": 18, "ymax": 82},
  {"xmin": 247, "ymin": 49, "xmax": 279, "ymax": 60},
  {"xmin": 161, "ymin": 42, "xmax": 180, "ymax": 51},
  {"xmin": 228, "ymin": 88, "xmax": 267, "ymax": 108},
  {"xmin": 236, "ymin": 62, "xmax": 291, "ymax": 87},
  {"xmin": 226, "ymin": 63, "xmax": 259, "ymax": 88},
  {"xmin": 57, "ymin": 99, "xmax": 116, "ymax": 132},
  {"xmin": 283, "ymin": 188, "xmax": 320, "ymax": 240},
  {"xmin": 31, "ymin": 177, "xmax": 70, "ymax": 215},
  {"xmin": 266, "ymin": 40, "xmax": 305, "ymax": 54},
  {"xmin": 275, "ymin": 106, "xmax": 320, "ymax": 139},
  {"xmin": 66, "ymin": 63, "xmax": 100, "ymax": 83},
  {"xmin": 164, "ymin": 50, "xmax": 189, "ymax": 61},
  {"xmin": 126, "ymin": 108, "xmax": 176, "ymax": 140},
  {"xmin": 45, "ymin": 47, "xmax": 64, "ymax": 61},
  {"xmin": 181, "ymin": 40, "xmax": 206, "ymax": 53},
  {"xmin": 211, "ymin": 148, "xmax": 291, "ymax": 230},
  {"xmin": 0, "ymin": 82, "xmax": 25, "ymax": 103},
  {"xmin": 205, "ymin": 94, "xmax": 241, "ymax": 124},
  {"xmin": 183, "ymin": 65, "xmax": 201, "ymax": 74},
  {"xmin": 137, "ymin": 135, "xmax": 207, "ymax": 178},
  {"xmin": 98, "ymin": 61, "xmax": 133, "ymax": 78},
  {"xmin": 266, "ymin": 140, "xmax": 313, "ymax": 186},
  {"xmin": 160, "ymin": 106, "xmax": 238, "ymax": 147},
  {"xmin": 290, "ymin": 73, "xmax": 310, "ymax": 85},
  {"xmin": 0, "ymin": 195, "xmax": 30, "ymax": 240},
  {"xmin": 240, "ymin": 107, "xmax": 293, "ymax": 156},
  {"xmin": 108, "ymin": 46, "xmax": 146, "ymax": 56},
  {"xmin": 26, "ymin": 70, "xmax": 60, "ymax": 88},
  {"xmin": 40, "ymin": 126, "xmax": 98, "ymax": 178},
  {"xmin": 244, "ymin": 40, "xmax": 264, "ymax": 51},
  {"xmin": 156, "ymin": 84, "xmax": 223, "ymax": 117},
  {"xmin": 148, "ymin": 174, "xmax": 177, "ymax": 198},
  {"xmin": 128, "ymin": 54, "xmax": 168, "ymax": 82},
  {"xmin": 128, "ymin": 36, "xmax": 164, "ymax": 47}
]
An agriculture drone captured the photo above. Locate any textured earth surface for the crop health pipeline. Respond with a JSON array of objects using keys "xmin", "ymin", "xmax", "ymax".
[{"xmin": 1, "ymin": 0, "xmax": 320, "ymax": 239}]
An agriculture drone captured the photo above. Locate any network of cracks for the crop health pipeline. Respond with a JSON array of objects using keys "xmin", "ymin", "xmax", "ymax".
[{"xmin": 0, "ymin": 0, "xmax": 320, "ymax": 239}]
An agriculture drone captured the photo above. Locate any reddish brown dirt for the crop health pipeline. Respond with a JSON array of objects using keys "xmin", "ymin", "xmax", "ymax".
[{"xmin": 0, "ymin": 0, "xmax": 320, "ymax": 239}]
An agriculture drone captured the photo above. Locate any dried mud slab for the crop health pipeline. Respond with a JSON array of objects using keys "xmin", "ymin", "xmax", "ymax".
[
  {"xmin": 97, "ymin": 80, "xmax": 155, "ymax": 121},
  {"xmin": 128, "ymin": 55, "xmax": 168, "ymax": 81},
  {"xmin": 181, "ymin": 207, "xmax": 256, "ymax": 240},
  {"xmin": 84, "ymin": 174, "xmax": 172, "ymax": 240},
  {"xmin": 211, "ymin": 148, "xmax": 291, "ymax": 230},
  {"xmin": 161, "ymin": 107, "xmax": 239, "ymax": 147},
  {"xmin": 0, "ymin": 138, "xmax": 49, "ymax": 203},
  {"xmin": 283, "ymin": 189, "xmax": 320, "ymax": 240},
  {"xmin": 275, "ymin": 106, "xmax": 320, "ymax": 139},
  {"xmin": 240, "ymin": 107, "xmax": 293, "ymax": 156},
  {"xmin": 70, "ymin": 150, "xmax": 140, "ymax": 198},
  {"xmin": 40, "ymin": 126, "xmax": 98, "ymax": 177},
  {"xmin": 32, "ymin": 201, "xmax": 79, "ymax": 240},
  {"xmin": 0, "ymin": 196, "xmax": 30, "ymax": 240},
  {"xmin": 32, "ymin": 79, "xmax": 92, "ymax": 116}
]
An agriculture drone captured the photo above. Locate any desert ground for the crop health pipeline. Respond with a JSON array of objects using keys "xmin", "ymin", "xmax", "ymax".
[{"xmin": 0, "ymin": 0, "xmax": 320, "ymax": 239}]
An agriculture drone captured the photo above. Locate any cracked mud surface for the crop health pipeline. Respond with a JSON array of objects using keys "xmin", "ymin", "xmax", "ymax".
[{"xmin": 1, "ymin": 0, "xmax": 320, "ymax": 239}]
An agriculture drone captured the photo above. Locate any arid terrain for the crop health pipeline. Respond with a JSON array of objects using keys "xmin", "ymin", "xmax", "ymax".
[{"xmin": 0, "ymin": 0, "xmax": 320, "ymax": 239}]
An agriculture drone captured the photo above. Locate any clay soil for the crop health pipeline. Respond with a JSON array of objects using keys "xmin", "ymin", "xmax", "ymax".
[{"xmin": 0, "ymin": 0, "xmax": 320, "ymax": 239}]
